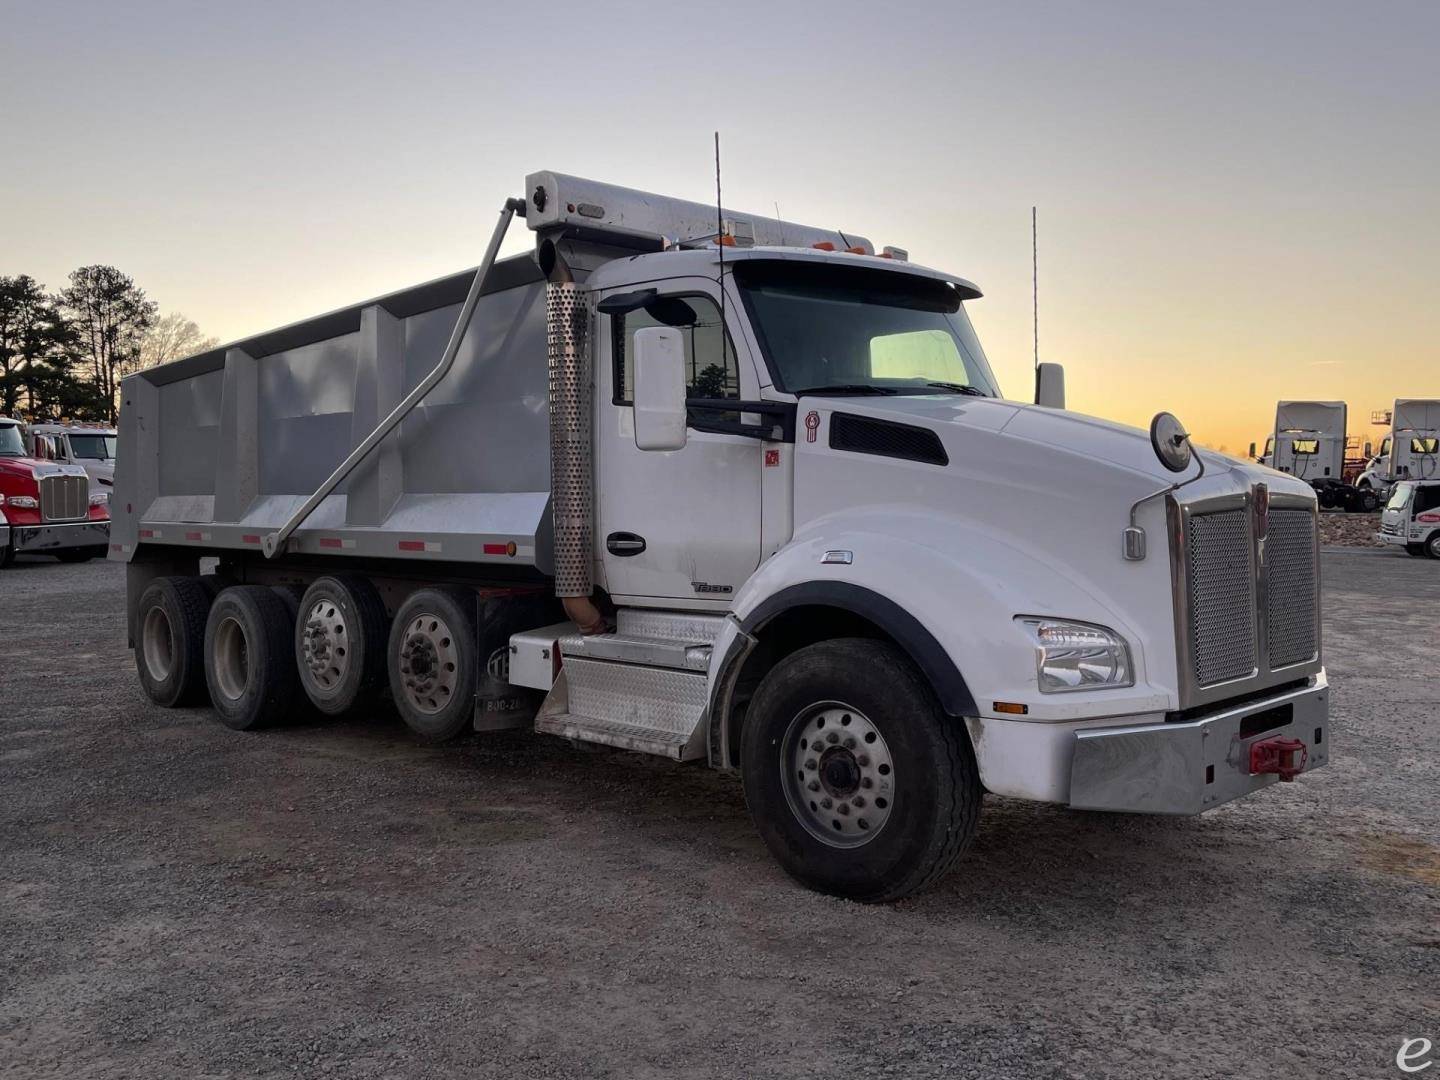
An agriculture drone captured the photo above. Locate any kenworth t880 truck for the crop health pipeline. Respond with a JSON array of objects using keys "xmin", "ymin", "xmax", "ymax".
[{"xmin": 112, "ymin": 173, "xmax": 1329, "ymax": 901}]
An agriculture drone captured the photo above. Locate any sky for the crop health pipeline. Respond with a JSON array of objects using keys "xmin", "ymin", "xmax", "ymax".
[{"xmin": 3, "ymin": 0, "xmax": 1437, "ymax": 454}]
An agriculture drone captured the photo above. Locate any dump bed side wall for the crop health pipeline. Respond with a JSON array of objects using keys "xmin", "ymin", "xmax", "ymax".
[{"xmin": 112, "ymin": 256, "xmax": 554, "ymax": 571}]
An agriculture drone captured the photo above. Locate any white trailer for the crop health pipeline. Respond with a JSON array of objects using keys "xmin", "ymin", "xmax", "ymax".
[{"xmin": 113, "ymin": 172, "xmax": 1329, "ymax": 901}]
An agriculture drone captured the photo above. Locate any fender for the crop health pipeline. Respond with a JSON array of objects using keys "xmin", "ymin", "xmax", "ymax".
[
  {"xmin": 704, "ymin": 507, "xmax": 1174, "ymax": 767},
  {"xmin": 742, "ymin": 580, "xmax": 979, "ymax": 717}
]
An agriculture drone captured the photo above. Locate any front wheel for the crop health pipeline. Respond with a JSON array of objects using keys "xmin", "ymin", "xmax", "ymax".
[
  {"xmin": 1355, "ymin": 487, "xmax": 1380, "ymax": 513},
  {"xmin": 740, "ymin": 638, "xmax": 982, "ymax": 903},
  {"xmin": 1428, "ymin": 533, "xmax": 1440, "ymax": 559}
]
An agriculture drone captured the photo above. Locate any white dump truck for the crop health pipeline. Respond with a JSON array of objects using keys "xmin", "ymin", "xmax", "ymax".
[
  {"xmin": 25, "ymin": 422, "xmax": 119, "ymax": 492},
  {"xmin": 113, "ymin": 173, "xmax": 1329, "ymax": 901}
]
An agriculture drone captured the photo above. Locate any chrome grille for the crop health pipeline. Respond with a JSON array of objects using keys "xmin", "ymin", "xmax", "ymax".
[
  {"xmin": 1267, "ymin": 509, "xmax": 1319, "ymax": 668},
  {"xmin": 1186, "ymin": 509, "xmax": 1257, "ymax": 685},
  {"xmin": 39, "ymin": 474, "xmax": 87, "ymax": 522}
]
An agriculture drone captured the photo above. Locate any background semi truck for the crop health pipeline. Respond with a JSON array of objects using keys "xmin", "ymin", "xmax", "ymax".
[
  {"xmin": 1, "ymin": 415, "xmax": 111, "ymax": 567},
  {"xmin": 1357, "ymin": 398, "xmax": 1440, "ymax": 499},
  {"xmin": 1256, "ymin": 400, "xmax": 1376, "ymax": 511},
  {"xmin": 112, "ymin": 172, "xmax": 1329, "ymax": 901}
]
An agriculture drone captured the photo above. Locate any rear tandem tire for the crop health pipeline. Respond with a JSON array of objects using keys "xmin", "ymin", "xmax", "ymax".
[
  {"xmin": 387, "ymin": 586, "xmax": 479, "ymax": 743},
  {"xmin": 740, "ymin": 638, "xmax": 983, "ymax": 903},
  {"xmin": 295, "ymin": 574, "xmax": 389, "ymax": 717},
  {"xmin": 54, "ymin": 548, "xmax": 94, "ymax": 563},
  {"xmin": 135, "ymin": 576, "xmax": 212, "ymax": 707},
  {"xmin": 204, "ymin": 585, "xmax": 301, "ymax": 731}
]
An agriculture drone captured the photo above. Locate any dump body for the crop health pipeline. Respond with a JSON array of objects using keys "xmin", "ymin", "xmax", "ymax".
[{"xmin": 111, "ymin": 258, "xmax": 555, "ymax": 570}]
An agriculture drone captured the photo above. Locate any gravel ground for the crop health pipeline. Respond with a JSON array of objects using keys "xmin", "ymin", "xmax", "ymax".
[
  {"xmin": 1, "ymin": 550, "xmax": 1436, "ymax": 1079},
  {"xmin": 1319, "ymin": 511, "xmax": 1385, "ymax": 548}
]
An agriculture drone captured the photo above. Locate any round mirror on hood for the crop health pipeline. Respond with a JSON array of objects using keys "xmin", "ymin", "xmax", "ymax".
[{"xmin": 1150, "ymin": 412, "xmax": 1193, "ymax": 473}]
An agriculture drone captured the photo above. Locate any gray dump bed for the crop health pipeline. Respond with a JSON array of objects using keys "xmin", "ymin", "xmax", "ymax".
[{"xmin": 111, "ymin": 255, "xmax": 555, "ymax": 572}]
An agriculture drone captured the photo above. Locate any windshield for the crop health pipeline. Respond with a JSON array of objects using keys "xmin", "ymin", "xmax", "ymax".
[
  {"xmin": 1386, "ymin": 483, "xmax": 1412, "ymax": 511},
  {"xmin": 735, "ymin": 262, "xmax": 1000, "ymax": 397},
  {"xmin": 67, "ymin": 434, "xmax": 117, "ymax": 460},
  {"xmin": 0, "ymin": 425, "xmax": 25, "ymax": 456}
]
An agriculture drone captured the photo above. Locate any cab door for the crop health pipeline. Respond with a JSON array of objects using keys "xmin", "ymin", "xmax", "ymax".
[{"xmin": 594, "ymin": 279, "xmax": 762, "ymax": 604}]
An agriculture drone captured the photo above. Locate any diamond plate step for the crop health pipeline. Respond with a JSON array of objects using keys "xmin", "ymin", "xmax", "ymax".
[
  {"xmin": 535, "ymin": 656, "xmax": 708, "ymax": 760},
  {"xmin": 535, "ymin": 713, "xmax": 693, "ymax": 759},
  {"xmin": 558, "ymin": 631, "xmax": 711, "ymax": 671},
  {"xmin": 615, "ymin": 609, "xmax": 726, "ymax": 645}
]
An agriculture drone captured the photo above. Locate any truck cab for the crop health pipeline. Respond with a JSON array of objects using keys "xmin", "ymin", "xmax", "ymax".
[
  {"xmin": 26, "ymin": 423, "xmax": 119, "ymax": 492},
  {"xmin": 1378, "ymin": 480, "xmax": 1440, "ymax": 558},
  {"xmin": 0, "ymin": 417, "xmax": 111, "ymax": 565}
]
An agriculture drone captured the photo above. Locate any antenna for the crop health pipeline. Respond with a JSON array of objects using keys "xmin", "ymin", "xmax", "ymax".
[
  {"xmin": 715, "ymin": 131, "xmax": 726, "ymax": 351},
  {"xmin": 1032, "ymin": 206, "xmax": 1039, "ymax": 371}
]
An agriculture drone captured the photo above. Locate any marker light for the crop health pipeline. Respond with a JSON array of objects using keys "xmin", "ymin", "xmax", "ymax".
[
  {"xmin": 1015, "ymin": 617, "xmax": 1133, "ymax": 693},
  {"xmin": 811, "ymin": 241, "xmax": 836, "ymax": 251}
]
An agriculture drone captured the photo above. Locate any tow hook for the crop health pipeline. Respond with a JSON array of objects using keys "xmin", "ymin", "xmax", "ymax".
[{"xmin": 1249, "ymin": 737, "xmax": 1308, "ymax": 781}]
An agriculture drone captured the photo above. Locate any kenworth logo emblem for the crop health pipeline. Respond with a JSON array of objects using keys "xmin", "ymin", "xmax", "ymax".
[{"xmin": 1253, "ymin": 482, "xmax": 1270, "ymax": 541}]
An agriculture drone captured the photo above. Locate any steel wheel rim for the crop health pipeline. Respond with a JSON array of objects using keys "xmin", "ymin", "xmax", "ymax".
[
  {"xmin": 142, "ymin": 606, "xmax": 174, "ymax": 682},
  {"xmin": 213, "ymin": 616, "xmax": 249, "ymax": 702},
  {"xmin": 780, "ymin": 700, "xmax": 896, "ymax": 849},
  {"xmin": 397, "ymin": 613, "xmax": 459, "ymax": 715},
  {"xmin": 301, "ymin": 598, "xmax": 350, "ymax": 691}
]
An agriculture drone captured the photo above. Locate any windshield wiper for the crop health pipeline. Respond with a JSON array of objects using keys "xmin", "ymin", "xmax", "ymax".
[
  {"xmin": 793, "ymin": 384, "xmax": 899, "ymax": 396},
  {"xmin": 921, "ymin": 381, "xmax": 987, "ymax": 396}
]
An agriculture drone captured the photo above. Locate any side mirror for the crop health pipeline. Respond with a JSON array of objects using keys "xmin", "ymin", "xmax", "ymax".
[
  {"xmin": 1363, "ymin": 441, "xmax": 1373, "ymax": 458},
  {"xmin": 633, "ymin": 326, "xmax": 688, "ymax": 451},
  {"xmin": 1035, "ymin": 362, "xmax": 1065, "ymax": 409},
  {"xmin": 1248, "ymin": 441, "xmax": 1257, "ymax": 460}
]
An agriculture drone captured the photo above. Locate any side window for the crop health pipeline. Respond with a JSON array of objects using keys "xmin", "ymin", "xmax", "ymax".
[
  {"xmin": 612, "ymin": 294, "xmax": 739, "ymax": 404},
  {"xmin": 1415, "ymin": 486, "xmax": 1440, "ymax": 514}
]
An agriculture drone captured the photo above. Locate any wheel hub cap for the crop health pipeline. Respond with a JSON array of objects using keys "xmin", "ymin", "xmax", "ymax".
[
  {"xmin": 397, "ymin": 614, "xmax": 458, "ymax": 715},
  {"xmin": 302, "ymin": 600, "xmax": 350, "ymax": 689},
  {"xmin": 781, "ymin": 702, "xmax": 896, "ymax": 849}
]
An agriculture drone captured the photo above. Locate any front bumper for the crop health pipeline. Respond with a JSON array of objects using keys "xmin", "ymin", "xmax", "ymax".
[
  {"xmin": 12, "ymin": 520, "xmax": 111, "ymax": 554},
  {"xmin": 1068, "ymin": 677, "xmax": 1329, "ymax": 814}
]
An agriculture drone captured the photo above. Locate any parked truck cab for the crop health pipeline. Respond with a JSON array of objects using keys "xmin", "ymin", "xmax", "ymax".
[
  {"xmin": 112, "ymin": 173, "xmax": 1329, "ymax": 901},
  {"xmin": 26, "ymin": 423, "xmax": 119, "ymax": 492},
  {"xmin": 0, "ymin": 416, "xmax": 111, "ymax": 566},
  {"xmin": 1378, "ymin": 480, "xmax": 1440, "ymax": 558}
]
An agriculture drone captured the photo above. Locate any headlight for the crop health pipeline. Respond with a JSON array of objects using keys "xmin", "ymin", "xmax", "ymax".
[
  {"xmin": 89, "ymin": 491, "xmax": 109, "ymax": 507},
  {"xmin": 1015, "ymin": 617, "xmax": 1133, "ymax": 692},
  {"xmin": 7, "ymin": 495, "xmax": 38, "ymax": 509}
]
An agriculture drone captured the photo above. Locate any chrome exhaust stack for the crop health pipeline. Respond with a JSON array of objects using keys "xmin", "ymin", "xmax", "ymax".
[{"xmin": 543, "ymin": 240, "xmax": 605, "ymax": 635}]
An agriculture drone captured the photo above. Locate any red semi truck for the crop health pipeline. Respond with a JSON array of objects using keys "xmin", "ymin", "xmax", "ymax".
[{"xmin": 0, "ymin": 416, "xmax": 111, "ymax": 567}]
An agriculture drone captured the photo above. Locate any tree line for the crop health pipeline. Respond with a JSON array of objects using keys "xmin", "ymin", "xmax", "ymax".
[{"xmin": 0, "ymin": 266, "xmax": 217, "ymax": 424}]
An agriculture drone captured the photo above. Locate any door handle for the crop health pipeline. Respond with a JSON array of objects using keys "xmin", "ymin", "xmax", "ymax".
[{"xmin": 606, "ymin": 532, "xmax": 647, "ymax": 556}]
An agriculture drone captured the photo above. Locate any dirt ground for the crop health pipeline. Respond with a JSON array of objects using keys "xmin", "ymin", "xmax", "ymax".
[
  {"xmin": 1319, "ymin": 510, "xmax": 1385, "ymax": 547},
  {"xmin": 1, "ymin": 548, "xmax": 1436, "ymax": 1079}
]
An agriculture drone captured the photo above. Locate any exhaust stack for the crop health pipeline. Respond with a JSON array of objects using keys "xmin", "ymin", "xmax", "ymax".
[{"xmin": 544, "ymin": 242, "xmax": 605, "ymax": 634}]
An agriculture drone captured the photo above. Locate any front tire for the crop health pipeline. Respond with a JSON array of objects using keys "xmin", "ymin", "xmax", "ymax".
[
  {"xmin": 54, "ymin": 547, "xmax": 95, "ymax": 563},
  {"xmin": 740, "ymin": 638, "xmax": 982, "ymax": 902},
  {"xmin": 1428, "ymin": 533, "xmax": 1440, "ymax": 559},
  {"xmin": 387, "ymin": 587, "xmax": 478, "ymax": 743},
  {"xmin": 1355, "ymin": 487, "xmax": 1380, "ymax": 513},
  {"xmin": 204, "ymin": 585, "xmax": 300, "ymax": 731}
]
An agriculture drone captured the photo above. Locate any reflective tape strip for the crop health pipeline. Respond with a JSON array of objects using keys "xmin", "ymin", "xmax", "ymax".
[
  {"xmin": 318, "ymin": 537, "xmax": 356, "ymax": 550},
  {"xmin": 398, "ymin": 540, "xmax": 442, "ymax": 553}
]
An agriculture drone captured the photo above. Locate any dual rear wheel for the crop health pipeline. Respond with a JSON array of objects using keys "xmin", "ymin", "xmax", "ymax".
[{"xmin": 134, "ymin": 575, "xmax": 479, "ymax": 741}]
